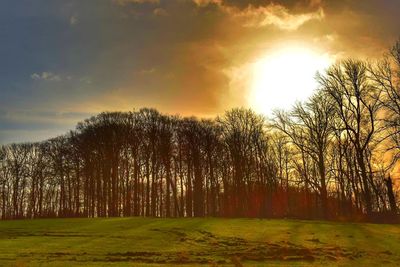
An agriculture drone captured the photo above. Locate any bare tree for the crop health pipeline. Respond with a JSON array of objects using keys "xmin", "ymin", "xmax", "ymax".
[
  {"xmin": 318, "ymin": 60, "xmax": 382, "ymax": 216},
  {"xmin": 274, "ymin": 92, "xmax": 334, "ymax": 218},
  {"xmin": 368, "ymin": 40, "xmax": 400, "ymax": 214}
]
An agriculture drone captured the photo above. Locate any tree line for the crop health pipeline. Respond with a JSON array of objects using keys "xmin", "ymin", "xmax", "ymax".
[{"xmin": 1, "ymin": 42, "xmax": 400, "ymax": 221}]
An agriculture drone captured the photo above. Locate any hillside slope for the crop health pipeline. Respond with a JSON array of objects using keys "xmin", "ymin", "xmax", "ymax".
[{"xmin": 0, "ymin": 218, "xmax": 399, "ymax": 266}]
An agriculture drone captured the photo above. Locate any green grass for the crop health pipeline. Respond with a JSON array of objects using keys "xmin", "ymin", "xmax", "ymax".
[{"xmin": 0, "ymin": 217, "xmax": 399, "ymax": 266}]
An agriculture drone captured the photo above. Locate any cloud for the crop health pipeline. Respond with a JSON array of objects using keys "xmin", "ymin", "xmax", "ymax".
[
  {"xmin": 193, "ymin": 1, "xmax": 324, "ymax": 30},
  {"xmin": 136, "ymin": 68, "xmax": 156, "ymax": 75},
  {"xmin": 0, "ymin": 110, "xmax": 94, "ymax": 144},
  {"xmin": 2, "ymin": 0, "xmax": 399, "ymax": 144},
  {"xmin": 226, "ymin": 4, "xmax": 324, "ymax": 30},
  {"xmin": 80, "ymin": 76, "xmax": 93, "ymax": 84},
  {"xmin": 192, "ymin": 0, "xmax": 222, "ymax": 7},
  {"xmin": 0, "ymin": 129, "xmax": 67, "ymax": 144},
  {"xmin": 153, "ymin": 8, "xmax": 168, "ymax": 16},
  {"xmin": 310, "ymin": 0, "xmax": 322, "ymax": 7},
  {"xmin": 31, "ymin": 72, "xmax": 62, "ymax": 82},
  {"xmin": 30, "ymin": 72, "xmax": 89, "ymax": 84},
  {"xmin": 69, "ymin": 15, "xmax": 78, "ymax": 26},
  {"xmin": 193, "ymin": 0, "xmax": 323, "ymax": 11}
]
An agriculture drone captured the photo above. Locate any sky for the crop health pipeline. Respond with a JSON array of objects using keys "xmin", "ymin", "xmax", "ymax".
[{"xmin": 0, "ymin": 0, "xmax": 399, "ymax": 144}]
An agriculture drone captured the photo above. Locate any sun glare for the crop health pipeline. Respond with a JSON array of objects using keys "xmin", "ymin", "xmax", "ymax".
[{"xmin": 250, "ymin": 45, "xmax": 333, "ymax": 116}]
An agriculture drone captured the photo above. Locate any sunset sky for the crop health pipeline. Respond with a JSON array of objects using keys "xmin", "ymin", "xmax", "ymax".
[{"xmin": 1, "ymin": 0, "xmax": 399, "ymax": 144}]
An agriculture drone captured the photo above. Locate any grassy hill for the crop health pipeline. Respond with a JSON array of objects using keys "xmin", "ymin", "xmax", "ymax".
[{"xmin": 0, "ymin": 218, "xmax": 399, "ymax": 266}]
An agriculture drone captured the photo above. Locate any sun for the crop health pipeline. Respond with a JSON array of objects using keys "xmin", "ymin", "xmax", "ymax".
[{"xmin": 249, "ymin": 45, "xmax": 333, "ymax": 116}]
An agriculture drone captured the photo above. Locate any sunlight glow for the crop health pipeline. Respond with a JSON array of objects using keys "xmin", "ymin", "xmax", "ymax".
[{"xmin": 250, "ymin": 45, "xmax": 333, "ymax": 115}]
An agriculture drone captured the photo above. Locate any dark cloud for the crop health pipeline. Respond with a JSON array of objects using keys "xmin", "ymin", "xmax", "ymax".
[
  {"xmin": 193, "ymin": 0, "xmax": 323, "ymax": 13},
  {"xmin": 223, "ymin": 0, "xmax": 318, "ymax": 9}
]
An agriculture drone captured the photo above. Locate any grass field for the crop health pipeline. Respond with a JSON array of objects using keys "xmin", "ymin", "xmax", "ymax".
[{"xmin": 0, "ymin": 217, "xmax": 399, "ymax": 266}]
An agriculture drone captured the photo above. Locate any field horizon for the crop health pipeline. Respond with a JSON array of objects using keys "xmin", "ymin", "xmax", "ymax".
[{"xmin": 0, "ymin": 217, "xmax": 399, "ymax": 266}]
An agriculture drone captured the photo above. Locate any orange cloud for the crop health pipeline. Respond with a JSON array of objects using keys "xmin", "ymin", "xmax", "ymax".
[
  {"xmin": 192, "ymin": 0, "xmax": 222, "ymax": 7},
  {"xmin": 226, "ymin": 4, "xmax": 324, "ymax": 30},
  {"xmin": 153, "ymin": 7, "xmax": 168, "ymax": 16},
  {"xmin": 193, "ymin": 1, "xmax": 324, "ymax": 31}
]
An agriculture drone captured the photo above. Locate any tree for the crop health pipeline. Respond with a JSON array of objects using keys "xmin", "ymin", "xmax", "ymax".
[
  {"xmin": 218, "ymin": 108, "xmax": 268, "ymax": 217},
  {"xmin": 318, "ymin": 60, "xmax": 382, "ymax": 216},
  {"xmin": 274, "ymin": 92, "xmax": 334, "ymax": 218},
  {"xmin": 369, "ymin": 40, "xmax": 400, "ymax": 214}
]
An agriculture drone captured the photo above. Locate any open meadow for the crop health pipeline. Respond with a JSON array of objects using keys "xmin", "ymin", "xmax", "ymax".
[{"xmin": 0, "ymin": 218, "xmax": 399, "ymax": 266}]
